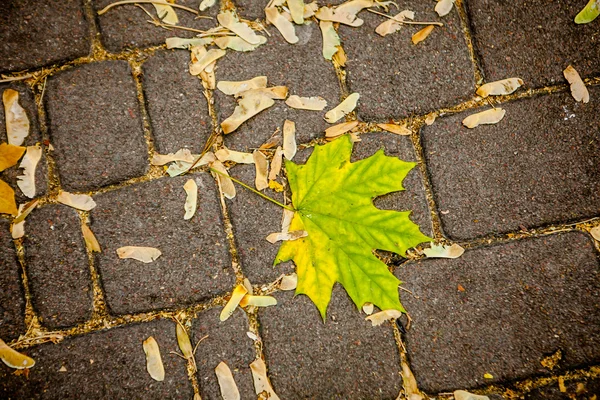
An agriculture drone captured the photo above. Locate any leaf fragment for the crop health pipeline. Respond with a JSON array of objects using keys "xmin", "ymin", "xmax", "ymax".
[
  {"xmin": 412, "ymin": 25, "xmax": 435, "ymax": 45},
  {"xmin": 210, "ymin": 160, "xmax": 236, "ymax": 199},
  {"xmin": 362, "ymin": 302, "xmax": 374, "ymax": 315},
  {"xmin": 435, "ymin": 0, "xmax": 455, "ymax": 17},
  {"xmin": 199, "ymin": 0, "xmax": 216, "ymax": 11},
  {"xmin": 590, "ymin": 226, "xmax": 600, "ymax": 241},
  {"xmin": 16, "ymin": 144, "xmax": 42, "ymax": 198},
  {"xmin": 424, "ymin": 114, "xmax": 436, "ymax": 126},
  {"xmin": 563, "ymin": 65, "xmax": 589, "ymax": 103},
  {"xmin": 266, "ymin": 229, "xmax": 308, "ymax": 243},
  {"xmin": 12, "ymin": 198, "xmax": 37, "ymax": 224},
  {"xmin": 279, "ymin": 273, "xmax": 298, "ymax": 291},
  {"xmin": 268, "ymin": 146, "xmax": 283, "ymax": 180},
  {"xmin": 319, "ymin": 21, "xmax": 341, "ymax": 60},
  {"xmin": 315, "ymin": 7, "xmax": 363, "ymax": 27},
  {"xmin": 215, "ymin": 361, "xmax": 240, "ymax": 400},
  {"xmin": 401, "ymin": 360, "xmax": 424, "ymax": 400},
  {"xmin": 375, "ymin": 10, "xmax": 414, "ymax": 36},
  {"xmin": 0, "ymin": 338, "xmax": 35, "ymax": 369},
  {"xmin": 324, "ymin": 92, "xmax": 360, "ymax": 123},
  {"xmin": 166, "ymin": 152, "xmax": 216, "ymax": 177},
  {"xmin": 423, "ymin": 243, "xmax": 464, "ymax": 258},
  {"xmin": 575, "ymin": 0, "xmax": 600, "ymax": 24},
  {"xmin": 57, "ymin": 191, "xmax": 97, "ymax": 211},
  {"xmin": 3, "ymin": 89, "xmax": 30, "ymax": 146},
  {"xmin": 454, "ymin": 390, "xmax": 490, "ymax": 400},
  {"xmin": 117, "ymin": 246, "xmax": 162, "ymax": 263},
  {"xmin": 324, "ymin": 120, "xmax": 359, "ymax": 138},
  {"xmin": 288, "ymin": 0, "xmax": 305, "ymax": 24},
  {"xmin": 189, "ymin": 48, "xmax": 226, "ymax": 76},
  {"xmin": 166, "ymin": 37, "xmax": 212, "ymax": 49},
  {"xmin": 221, "ymin": 92, "xmax": 275, "ymax": 134},
  {"xmin": 217, "ymin": 11, "xmax": 262, "ymax": 45},
  {"xmin": 220, "ymin": 284, "xmax": 248, "ymax": 321},
  {"xmin": 304, "ymin": 2, "xmax": 319, "ymax": 18},
  {"xmin": 215, "ymin": 148, "xmax": 255, "ymax": 164},
  {"xmin": 365, "ymin": 309, "xmax": 403, "ymax": 326},
  {"xmin": 377, "ymin": 123, "xmax": 411, "ymax": 136},
  {"xmin": 282, "ymin": 120, "xmax": 297, "ymax": 160},
  {"xmin": 0, "ymin": 180, "xmax": 17, "ymax": 216},
  {"xmin": 285, "ymin": 95, "xmax": 327, "ymax": 111},
  {"xmin": 183, "ymin": 179, "xmax": 198, "ymax": 220},
  {"xmin": 152, "ymin": 148, "xmax": 197, "ymax": 166},
  {"xmin": 217, "ymin": 77, "xmax": 268, "ymax": 96},
  {"xmin": 239, "ymin": 86, "xmax": 288, "ymax": 100},
  {"xmin": 82, "ymin": 223, "xmax": 101, "ymax": 253},
  {"xmin": 462, "ymin": 108, "xmax": 506, "ymax": 128},
  {"xmin": 476, "ymin": 78, "xmax": 524, "ymax": 97},
  {"xmin": 239, "ymin": 295, "xmax": 277, "ymax": 307},
  {"xmin": 266, "ymin": 6, "xmax": 299, "ymax": 44},
  {"xmin": 249, "ymin": 358, "xmax": 280, "ymax": 400},
  {"xmin": 153, "ymin": 3, "xmax": 178, "ymax": 25},
  {"xmin": 214, "ymin": 35, "xmax": 267, "ymax": 52},
  {"xmin": 0, "ymin": 143, "xmax": 26, "ymax": 172},
  {"xmin": 142, "ymin": 336, "xmax": 165, "ymax": 382},
  {"xmin": 253, "ymin": 150, "xmax": 269, "ymax": 191},
  {"xmin": 176, "ymin": 322, "xmax": 193, "ymax": 360}
]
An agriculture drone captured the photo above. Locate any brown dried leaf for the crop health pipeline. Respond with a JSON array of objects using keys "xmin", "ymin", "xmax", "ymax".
[
  {"xmin": 324, "ymin": 120, "xmax": 359, "ymax": 138},
  {"xmin": 3, "ymin": 89, "xmax": 30, "ymax": 146},
  {"xmin": 564, "ymin": 65, "xmax": 589, "ymax": 103},
  {"xmin": 324, "ymin": 93, "xmax": 360, "ymax": 123},
  {"xmin": 250, "ymin": 358, "xmax": 280, "ymax": 400},
  {"xmin": 142, "ymin": 336, "xmax": 165, "ymax": 382},
  {"xmin": 116, "ymin": 246, "xmax": 162, "ymax": 263},
  {"xmin": 375, "ymin": 10, "xmax": 414, "ymax": 36},
  {"xmin": 82, "ymin": 223, "xmax": 101, "ymax": 253},
  {"xmin": 153, "ymin": 3, "xmax": 178, "ymax": 25},
  {"xmin": 0, "ymin": 180, "xmax": 17, "ymax": 216},
  {"xmin": 423, "ymin": 243, "xmax": 464, "ymax": 258},
  {"xmin": 285, "ymin": 95, "xmax": 327, "ymax": 111},
  {"xmin": 268, "ymin": 146, "xmax": 283, "ymax": 180},
  {"xmin": 183, "ymin": 179, "xmax": 198, "ymax": 220},
  {"xmin": 217, "ymin": 11, "xmax": 262, "ymax": 45},
  {"xmin": 476, "ymin": 78, "xmax": 524, "ymax": 97},
  {"xmin": 0, "ymin": 143, "xmax": 26, "ymax": 172},
  {"xmin": 282, "ymin": 120, "xmax": 297, "ymax": 160},
  {"xmin": 462, "ymin": 108, "xmax": 506, "ymax": 128},
  {"xmin": 16, "ymin": 144, "xmax": 42, "ymax": 198},
  {"xmin": 57, "ymin": 191, "xmax": 97, "ymax": 211},
  {"xmin": 319, "ymin": 20, "xmax": 341, "ymax": 60},
  {"xmin": 221, "ymin": 92, "xmax": 275, "ymax": 134},
  {"xmin": 220, "ymin": 284, "xmax": 248, "ymax": 321},
  {"xmin": 412, "ymin": 25, "xmax": 435, "ymax": 45},
  {"xmin": 332, "ymin": 45, "xmax": 347, "ymax": 67},
  {"xmin": 217, "ymin": 76, "xmax": 268, "ymax": 96},
  {"xmin": 0, "ymin": 338, "xmax": 35, "ymax": 369},
  {"xmin": 253, "ymin": 150, "xmax": 269, "ymax": 191},
  {"xmin": 266, "ymin": 6, "xmax": 299, "ymax": 44},
  {"xmin": 215, "ymin": 148, "xmax": 255, "ymax": 164},
  {"xmin": 215, "ymin": 361, "xmax": 240, "ymax": 400},
  {"xmin": 435, "ymin": 0, "xmax": 455, "ymax": 17},
  {"xmin": 365, "ymin": 309, "xmax": 402, "ymax": 326},
  {"xmin": 377, "ymin": 123, "xmax": 411, "ymax": 136},
  {"xmin": 210, "ymin": 160, "xmax": 236, "ymax": 199}
]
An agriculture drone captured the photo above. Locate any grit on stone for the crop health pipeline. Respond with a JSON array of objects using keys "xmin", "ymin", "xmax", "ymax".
[
  {"xmin": 0, "ymin": 0, "xmax": 90, "ymax": 73},
  {"xmin": 193, "ymin": 308, "xmax": 256, "ymax": 400},
  {"xmin": 421, "ymin": 87, "xmax": 600, "ymax": 240},
  {"xmin": 45, "ymin": 61, "xmax": 148, "ymax": 192},
  {"xmin": 0, "ymin": 219, "xmax": 26, "ymax": 341},
  {"xmin": 258, "ymin": 288, "xmax": 402, "ymax": 399},
  {"xmin": 467, "ymin": 0, "xmax": 600, "ymax": 87},
  {"xmin": 91, "ymin": 174, "xmax": 233, "ymax": 315},
  {"xmin": 24, "ymin": 205, "xmax": 92, "ymax": 329},
  {"xmin": 396, "ymin": 232, "xmax": 600, "ymax": 393},
  {"xmin": 142, "ymin": 50, "xmax": 213, "ymax": 154},
  {"xmin": 337, "ymin": 3, "xmax": 474, "ymax": 120},
  {"xmin": 0, "ymin": 319, "xmax": 193, "ymax": 399}
]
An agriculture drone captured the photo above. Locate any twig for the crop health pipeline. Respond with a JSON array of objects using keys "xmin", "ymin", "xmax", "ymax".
[
  {"xmin": 169, "ymin": 351, "xmax": 188, "ymax": 360},
  {"xmin": 0, "ymin": 74, "xmax": 33, "ymax": 83},
  {"xmin": 147, "ymin": 20, "xmax": 215, "ymax": 34},
  {"xmin": 37, "ymin": 75, "xmax": 48, "ymax": 106},
  {"xmin": 98, "ymin": 0, "xmax": 199, "ymax": 16},
  {"xmin": 192, "ymin": 334, "xmax": 209, "ymax": 355},
  {"xmin": 367, "ymin": 9, "xmax": 444, "ymax": 26}
]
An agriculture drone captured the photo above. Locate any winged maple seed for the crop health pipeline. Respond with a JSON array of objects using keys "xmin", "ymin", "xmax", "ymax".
[
  {"xmin": 215, "ymin": 361, "xmax": 240, "ymax": 400},
  {"xmin": 142, "ymin": 336, "xmax": 165, "ymax": 382},
  {"xmin": 3, "ymin": 89, "xmax": 30, "ymax": 146},
  {"xmin": 462, "ymin": 108, "xmax": 506, "ymax": 128}
]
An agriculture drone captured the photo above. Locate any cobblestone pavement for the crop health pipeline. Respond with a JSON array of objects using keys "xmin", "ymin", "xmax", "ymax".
[{"xmin": 1, "ymin": 0, "xmax": 599, "ymax": 399}]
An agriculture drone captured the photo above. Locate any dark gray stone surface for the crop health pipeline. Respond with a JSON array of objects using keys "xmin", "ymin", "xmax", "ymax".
[
  {"xmin": 91, "ymin": 174, "xmax": 233, "ymax": 315},
  {"xmin": 525, "ymin": 377, "xmax": 600, "ymax": 399},
  {"xmin": 421, "ymin": 88, "xmax": 600, "ymax": 240},
  {"xmin": 214, "ymin": 22, "xmax": 341, "ymax": 151},
  {"xmin": 93, "ymin": 0, "xmax": 220, "ymax": 53},
  {"xmin": 467, "ymin": 0, "xmax": 600, "ymax": 88},
  {"xmin": 24, "ymin": 205, "xmax": 92, "ymax": 329},
  {"xmin": 0, "ymin": 83, "xmax": 48, "ymax": 202},
  {"xmin": 258, "ymin": 287, "xmax": 402, "ymax": 399},
  {"xmin": 142, "ymin": 49, "xmax": 213, "ymax": 154},
  {"xmin": 193, "ymin": 307, "xmax": 255, "ymax": 400},
  {"xmin": 0, "ymin": 319, "xmax": 193, "ymax": 399},
  {"xmin": 338, "ymin": 4, "xmax": 474, "ymax": 120},
  {"xmin": 0, "ymin": 0, "xmax": 90, "ymax": 73},
  {"xmin": 46, "ymin": 61, "xmax": 148, "ymax": 192},
  {"xmin": 396, "ymin": 232, "xmax": 600, "ymax": 393},
  {"xmin": 0, "ymin": 219, "xmax": 25, "ymax": 340}
]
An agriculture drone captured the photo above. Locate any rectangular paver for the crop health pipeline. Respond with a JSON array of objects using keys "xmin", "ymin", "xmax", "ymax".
[
  {"xmin": 91, "ymin": 174, "xmax": 233, "ymax": 315},
  {"xmin": 421, "ymin": 88, "xmax": 600, "ymax": 240},
  {"xmin": 396, "ymin": 231, "xmax": 600, "ymax": 393},
  {"xmin": 0, "ymin": 219, "xmax": 26, "ymax": 341},
  {"xmin": 46, "ymin": 61, "xmax": 148, "ymax": 192},
  {"xmin": 24, "ymin": 205, "xmax": 92, "ymax": 329},
  {"xmin": 0, "ymin": 319, "xmax": 192, "ymax": 399}
]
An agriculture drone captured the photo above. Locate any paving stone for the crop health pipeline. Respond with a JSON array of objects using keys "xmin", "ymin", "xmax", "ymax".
[
  {"xmin": 420, "ymin": 88, "xmax": 600, "ymax": 240},
  {"xmin": 24, "ymin": 205, "xmax": 92, "ymax": 329},
  {"xmin": 258, "ymin": 287, "xmax": 402, "ymax": 399},
  {"xmin": 0, "ymin": 219, "xmax": 26, "ymax": 340},
  {"xmin": 395, "ymin": 232, "xmax": 600, "ymax": 393},
  {"xmin": 214, "ymin": 22, "xmax": 341, "ymax": 151},
  {"xmin": 193, "ymin": 307, "xmax": 255, "ymax": 399},
  {"xmin": 467, "ymin": 0, "xmax": 600, "ymax": 88},
  {"xmin": 142, "ymin": 49, "xmax": 213, "ymax": 154},
  {"xmin": 46, "ymin": 61, "xmax": 148, "ymax": 192},
  {"xmin": 0, "ymin": 0, "xmax": 90, "ymax": 73},
  {"xmin": 0, "ymin": 319, "xmax": 193, "ymax": 399},
  {"xmin": 91, "ymin": 174, "xmax": 233, "ymax": 315},
  {"xmin": 337, "ymin": 4, "xmax": 474, "ymax": 120},
  {"xmin": 93, "ymin": 0, "xmax": 220, "ymax": 53},
  {"xmin": 0, "ymin": 82, "xmax": 48, "ymax": 203},
  {"xmin": 525, "ymin": 376, "xmax": 600, "ymax": 399}
]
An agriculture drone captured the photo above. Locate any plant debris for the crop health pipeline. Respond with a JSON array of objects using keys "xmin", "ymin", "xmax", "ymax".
[
  {"xmin": 215, "ymin": 361, "xmax": 240, "ymax": 400},
  {"xmin": 253, "ymin": 150, "xmax": 269, "ymax": 191},
  {"xmin": 435, "ymin": 0, "xmax": 455, "ymax": 17},
  {"xmin": 0, "ymin": 180, "xmax": 17, "ymax": 215},
  {"xmin": 142, "ymin": 336, "xmax": 165, "ymax": 382},
  {"xmin": 220, "ymin": 284, "xmax": 248, "ymax": 321},
  {"xmin": 377, "ymin": 123, "xmax": 411, "ymax": 136},
  {"xmin": 215, "ymin": 148, "xmax": 255, "ymax": 164},
  {"xmin": 266, "ymin": 6, "xmax": 299, "ymax": 44},
  {"xmin": 476, "ymin": 78, "xmax": 524, "ymax": 97},
  {"xmin": 82, "ymin": 223, "xmax": 101, "ymax": 253},
  {"xmin": 283, "ymin": 120, "xmax": 297, "ymax": 160},
  {"xmin": 183, "ymin": 179, "xmax": 198, "ymax": 220},
  {"xmin": 0, "ymin": 143, "xmax": 25, "ymax": 171},
  {"xmin": 365, "ymin": 309, "xmax": 403, "ymax": 326},
  {"xmin": 563, "ymin": 65, "xmax": 589, "ymax": 103},
  {"xmin": 454, "ymin": 390, "xmax": 490, "ymax": 400},
  {"xmin": 279, "ymin": 272, "xmax": 298, "ymax": 290},
  {"xmin": 116, "ymin": 246, "xmax": 162, "ymax": 263},
  {"xmin": 319, "ymin": 21, "xmax": 341, "ymax": 60},
  {"xmin": 462, "ymin": 108, "xmax": 506, "ymax": 128},
  {"xmin": 210, "ymin": 160, "xmax": 236, "ymax": 199},
  {"xmin": 423, "ymin": 243, "xmax": 465, "ymax": 258},
  {"xmin": 324, "ymin": 120, "xmax": 359, "ymax": 138},
  {"xmin": 324, "ymin": 93, "xmax": 360, "ymax": 123},
  {"xmin": 375, "ymin": 10, "xmax": 414, "ymax": 36},
  {"xmin": 2, "ymin": 89, "xmax": 30, "ymax": 146},
  {"xmin": 16, "ymin": 144, "xmax": 42, "ymax": 198},
  {"xmin": 285, "ymin": 95, "xmax": 328, "ymax": 111},
  {"xmin": 250, "ymin": 358, "xmax": 280, "ymax": 400},
  {"xmin": 57, "ymin": 191, "xmax": 97, "ymax": 211},
  {"xmin": 412, "ymin": 25, "xmax": 435, "ymax": 45},
  {"xmin": 0, "ymin": 338, "xmax": 35, "ymax": 369}
]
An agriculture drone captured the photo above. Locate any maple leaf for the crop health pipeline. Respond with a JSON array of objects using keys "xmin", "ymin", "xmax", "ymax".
[{"xmin": 275, "ymin": 135, "xmax": 430, "ymax": 318}]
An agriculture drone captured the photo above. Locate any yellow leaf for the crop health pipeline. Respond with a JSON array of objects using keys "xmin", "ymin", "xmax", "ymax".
[
  {"xmin": 412, "ymin": 25, "xmax": 435, "ymax": 45},
  {"xmin": 268, "ymin": 180, "xmax": 284, "ymax": 192},
  {"xmin": 0, "ymin": 338, "xmax": 35, "ymax": 369},
  {"xmin": 176, "ymin": 322, "xmax": 193, "ymax": 360},
  {"xmin": 220, "ymin": 285, "xmax": 248, "ymax": 321},
  {"xmin": 483, "ymin": 373, "xmax": 493, "ymax": 379},
  {"xmin": 142, "ymin": 336, "xmax": 165, "ymax": 381},
  {"xmin": 0, "ymin": 143, "xmax": 26, "ymax": 172},
  {"xmin": 152, "ymin": 3, "xmax": 178, "ymax": 25},
  {"xmin": 0, "ymin": 179, "xmax": 18, "ymax": 216}
]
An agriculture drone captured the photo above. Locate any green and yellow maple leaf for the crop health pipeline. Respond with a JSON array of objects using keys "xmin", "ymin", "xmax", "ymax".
[
  {"xmin": 275, "ymin": 135, "xmax": 430, "ymax": 319},
  {"xmin": 575, "ymin": 0, "xmax": 599, "ymax": 24}
]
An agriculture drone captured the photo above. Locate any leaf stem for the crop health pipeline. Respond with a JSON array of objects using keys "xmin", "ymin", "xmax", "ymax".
[
  {"xmin": 98, "ymin": 0, "xmax": 199, "ymax": 16},
  {"xmin": 208, "ymin": 167, "xmax": 295, "ymax": 211},
  {"xmin": 367, "ymin": 9, "xmax": 444, "ymax": 26}
]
